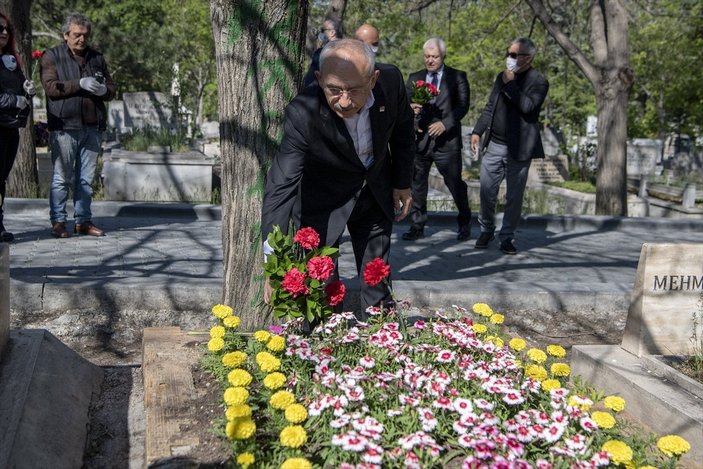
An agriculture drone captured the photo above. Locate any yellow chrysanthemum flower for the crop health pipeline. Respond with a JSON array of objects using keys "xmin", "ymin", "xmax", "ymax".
[
  {"xmin": 223, "ymin": 315, "xmax": 241, "ymax": 328},
  {"xmin": 638, "ymin": 466, "xmax": 657, "ymax": 469},
  {"xmin": 541, "ymin": 379, "xmax": 561, "ymax": 391},
  {"xmin": 211, "ymin": 304, "xmax": 233, "ymax": 319},
  {"xmin": 526, "ymin": 348, "xmax": 547, "ymax": 363},
  {"xmin": 226, "ymin": 418, "xmax": 256, "ymax": 440},
  {"xmin": 486, "ymin": 336, "xmax": 504, "ymax": 348},
  {"xmin": 472, "ymin": 303, "xmax": 494, "ymax": 317},
  {"xmin": 280, "ymin": 425, "xmax": 308, "ymax": 448},
  {"xmin": 222, "ymin": 351, "xmax": 247, "ymax": 368},
  {"xmin": 236, "ymin": 452, "xmax": 255, "ymax": 468},
  {"xmin": 270, "ymin": 390, "xmax": 296, "ymax": 409},
  {"xmin": 601, "ymin": 440, "xmax": 633, "ymax": 465},
  {"xmin": 210, "ymin": 325, "xmax": 226, "ymax": 339},
  {"xmin": 225, "ymin": 404, "xmax": 252, "ymax": 421},
  {"xmin": 223, "ymin": 386, "xmax": 249, "ymax": 406},
  {"xmin": 266, "ymin": 334, "xmax": 286, "ymax": 352},
  {"xmin": 254, "ymin": 330, "xmax": 271, "ymax": 343},
  {"xmin": 524, "ymin": 364, "xmax": 548, "ymax": 382},
  {"xmin": 256, "ymin": 351, "xmax": 281, "ymax": 372},
  {"xmin": 591, "ymin": 411, "xmax": 616, "ymax": 429},
  {"xmin": 509, "ymin": 338, "xmax": 527, "ymax": 352},
  {"xmin": 657, "ymin": 435, "xmax": 691, "ymax": 457},
  {"xmin": 281, "ymin": 458, "xmax": 313, "ymax": 469},
  {"xmin": 546, "ymin": 344, "xmax": 566, "ymax": 357},
  {"xmin": 263, "ymin": 372, "xmax": 287, "ymax": 390},
  {"xmin": 550, "ymin": 362, "xmax": 571, "ymax": 377},
  {"xmin": 603, "ymin": 395, "xmax": 626, "ymax": 412},
  {"xmin": 207, "ymin": 337, "xmax": 225, "ymax": 352},
  {"xmin": 227, "ymin": 369, "xmax": 253, "ymax": 387},
  {"xmin": 472, "ymin": 323, "xmax": 488, "ymax": 334},
  {"xmin": 284, "ymin": 403, "xmax": 308, "ymax": 424},
  {"xmin": 490, "ymin": 313, "xmax": 505, "ymax": 325}
]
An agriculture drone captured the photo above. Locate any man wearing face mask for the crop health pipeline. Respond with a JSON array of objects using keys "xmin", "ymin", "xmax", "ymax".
[
  {"xmin": 302, "ymin": 19, "xmax": 341, "ymax": 88},
  {"xmin": 470, "ymin": 37, "xmax": 549, "ymax": 255},
  {"xmin": 354, "ymin": 23, "xmax": 380, "ymax": 56}
]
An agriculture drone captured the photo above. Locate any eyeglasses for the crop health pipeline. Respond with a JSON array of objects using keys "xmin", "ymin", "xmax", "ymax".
[
  {"xmin": 506, "ymin": 52, "xmax": 530, "ymax": 59},
  {"xmin": 323, "ymin": 86, "xmax": 367, "ymax": 99},
  {"xmin": 0, "ymin": 25, "xmax": 10, "ymax": 34}
]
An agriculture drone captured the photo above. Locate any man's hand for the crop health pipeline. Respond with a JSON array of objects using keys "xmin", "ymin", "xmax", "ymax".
[
  {"xmin": 470, "ymin": 134, "xmax": 481, "ymax": 155},
  {"xmin": 410, "ymin": 103, "xmax": 423, "ymax": 116},
  {"xmin": 264, "ymin": 277, "xmax": 273, "ymax": 304},
  {"xmin": 23, "ymin": 80, "xmax": 36, "ymax": 97},
  {"xmin": 427, "ymin": 121, "xmax": 446, "ymax": 138},
  {"xmin": 502, "ymin": 69, "xmax": 516, "ymax": 83},
  {"xmin": 393, "ymin": 188, "xmax": 412, "ymax": 221},
  {"xmin": 79, "ymin": 77, "xmax": 107, "ymax": 96}
]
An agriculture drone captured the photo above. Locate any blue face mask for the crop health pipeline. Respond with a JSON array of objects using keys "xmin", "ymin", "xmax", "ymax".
[{"xmin": 1, "ymin": 54, "xmax": 17, "ymax": 71}]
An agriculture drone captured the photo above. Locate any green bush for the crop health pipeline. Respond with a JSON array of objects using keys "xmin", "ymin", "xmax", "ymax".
[{"xmin": 121, "ymin": 127, "xmax": 190, "ymax": 152}]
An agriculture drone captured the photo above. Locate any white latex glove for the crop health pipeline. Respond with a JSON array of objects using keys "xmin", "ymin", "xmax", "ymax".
[
  {"xmin": 23, "ymin": 80, "xmax": 36, "ymax": 97},
  {"xmin": 93, "ymin": 82, "xmax": 107, "ymax": 96},
  {"xmin": 79, "ymin": 77, "xmax": 100, "ymax": 93},
  {"xmin": 15, "ymin": 95, "xmax": 28, "ymax": 110}
]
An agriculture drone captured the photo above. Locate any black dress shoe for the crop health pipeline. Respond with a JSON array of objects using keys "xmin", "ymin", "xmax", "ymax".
[
  {"xmin": 474, "ymin": 232, "xmax": 495, "ymax": 249},
  {"xmin": 500, "ymin": 239, "xmax": 517, "ymax": 255},
  {"xmin": 457, "ymin": 226, "xmax": 471, "ymax": 241},
  {"xmin": 402, "ymin": 227, "xmax": 424, "ymax": 241}
]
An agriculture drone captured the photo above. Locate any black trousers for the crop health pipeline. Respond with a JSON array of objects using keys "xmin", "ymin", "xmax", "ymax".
[
  {"xmin": 0, "ymin": 127, "xmax": 19, "ymax": 220},
  {"xmin": 409, "ymin": 147, "xmax": 471, "ymax": 230}
]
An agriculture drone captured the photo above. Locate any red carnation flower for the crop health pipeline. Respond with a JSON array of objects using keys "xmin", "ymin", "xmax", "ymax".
[
  {"xmin": 281, "ymin": 267, "xmax": 309, "ymax": 297},
  {"xmin": 31, "ymin": 50, "xmax": 43, "ymax": 59},
  {"xmin": 324, "ymin": 280, "xmax": 346, "ymax": 306},
  {"xmin": 293, "ymin": 227, "xmax": 320, "ymax": 250},
  {"xmin": 307, "ymin": 255, "xmax": 335, "ymax": 281},
  {"xmin": 363, "ymin": 258, "xmax": 391, "ymax": 286}
]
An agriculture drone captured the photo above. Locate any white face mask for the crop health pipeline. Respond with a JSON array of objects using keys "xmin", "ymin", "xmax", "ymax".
[
  {"xmin": 506, "ymin": 57, "xmax": 518, "ymax": 72},
  {"xmin": 1, "ymin": 54, "xmax": 17, "ymax": 71},
  {"xmin": 370, "ymin": 46, "xmax": 378, "ymax": 56}
]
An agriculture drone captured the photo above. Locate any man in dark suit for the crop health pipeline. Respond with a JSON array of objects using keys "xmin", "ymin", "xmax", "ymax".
[
  {"xmin": 262, "ymin": 39, "xmax": 415, "ymax": 319},
  {"xmin": 403, "ymin": 37, "xmax": 471, "ymax": 242},
  {"xmin": 470, "ymin": 37, "xmax": 549, "ymax": 255},
  {"xmin": 302, "ymin": 19, "xmax": 341, "ymax": 88}
]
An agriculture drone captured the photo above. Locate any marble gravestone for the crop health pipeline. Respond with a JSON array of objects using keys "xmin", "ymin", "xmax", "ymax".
[
  {"xmin": 122, "ymin": 91, "xmax": 174, "ymax": 130},
  {"xmin": 621, "ymin": 243, "xmax": 703, "ymax": 357}
]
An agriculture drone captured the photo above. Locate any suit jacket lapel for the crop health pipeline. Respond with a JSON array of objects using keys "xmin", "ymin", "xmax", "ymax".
[
  {"xmin": 369, "ymin": 83, "xmax": 388, "ymax": 168},
  {"xmin": 318, "ymin": 93, "xmax": 359, "ymax": 162}
]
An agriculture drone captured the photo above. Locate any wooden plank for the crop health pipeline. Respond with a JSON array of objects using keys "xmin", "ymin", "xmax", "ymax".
[{"xmin": 142, "ymin": 327, "xmax": 202, "ymax": 465}]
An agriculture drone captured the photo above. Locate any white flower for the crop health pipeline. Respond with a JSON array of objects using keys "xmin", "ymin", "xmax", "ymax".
[
  {"xmin": 452, "ymin": 397, "xmax": 473, "ymax": 414},
  {"xmin": 359, "ymin": 355, "xmax": 376, "ymax": 369}
]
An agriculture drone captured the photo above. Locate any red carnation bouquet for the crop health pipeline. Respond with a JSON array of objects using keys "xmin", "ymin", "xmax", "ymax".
[
  {"xmin": 410, "ymin": 80, "xmax": 439, "ymax": 105},
  {"xmin": 264, "ymin": 225, "xmax": 345, "ymax": 322}
]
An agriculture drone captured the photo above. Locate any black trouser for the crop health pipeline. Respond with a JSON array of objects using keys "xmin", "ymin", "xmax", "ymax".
[
  {"xmin": 0, "ymin": 127, "xmax": 19, "ymax": 222},
  {"xmin": 409, "ymin": 147, "xmax": 471, "ymax": 230}
]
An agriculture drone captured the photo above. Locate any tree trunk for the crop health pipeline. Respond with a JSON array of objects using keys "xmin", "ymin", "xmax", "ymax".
[
  {"xmin": 210, "ymin": 0, "xmax": 308, "ymax": 330},
  {"xmin": 525, "ymin": 0, "xmax": 633, "ymax": 216},
  {"xmin": 0, "ymin": 0, "xmax": 39, "ymax": 198}
]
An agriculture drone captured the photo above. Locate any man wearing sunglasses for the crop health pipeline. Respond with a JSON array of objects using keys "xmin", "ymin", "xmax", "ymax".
[
  {"xmin": 470, "ymin": 37, "xmax": 549, "ymax": 255},
  {"xmin": 262, "ymin": 39, "xmax": 414, "ymax": 322}
]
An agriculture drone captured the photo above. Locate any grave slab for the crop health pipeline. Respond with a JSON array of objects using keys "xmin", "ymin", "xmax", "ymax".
[
  {"xmin": 0, "ymin": 329, "xmax": 103, "ymax": 469},
  {"xmin": 571, "ymin": 344, "xmax": 703, "ymax": 465},
  {"xmin": 0, "ymin": 244, "xmax": 8, "ymax": 361},
  {"xmin": 621, "ymin": 243, "xmax": 703, "ymax": 357}
]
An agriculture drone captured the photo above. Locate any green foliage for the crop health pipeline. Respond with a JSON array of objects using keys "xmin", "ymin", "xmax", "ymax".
[
  {"xmin": 120, "ymin": 127, "xmax": 189, "ymax": 152},
  {"xmin": 547, "ymin": 180, "xmax": 597, "ymax": 193}
]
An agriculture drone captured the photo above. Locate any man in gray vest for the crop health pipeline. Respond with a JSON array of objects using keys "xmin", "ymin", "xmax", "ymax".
[{"xmin": 40, "ymin": 12, "xmax": 116, "ymax": 238}]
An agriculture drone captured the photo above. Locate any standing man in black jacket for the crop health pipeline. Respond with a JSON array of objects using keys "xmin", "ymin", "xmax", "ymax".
[
  {"xmin": 403, "ymin": 38, "xmax": 471, "ymax": 242},
  {"xmin": 470, "ymin": 37, "xmax": 549, "ymax": 255},
  {"xmin": 40, "ymin": 12, "xmax": 116, "ymax": 238}
]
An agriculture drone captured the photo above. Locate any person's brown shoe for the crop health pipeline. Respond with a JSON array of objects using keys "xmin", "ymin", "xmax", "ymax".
[
  {"xmin": 51, "ymin": 222, "xmax": 70, "ymax": 238},
  {"xmin": 74, "ymin": 221, "xmax": 105, "ymax": 237}
]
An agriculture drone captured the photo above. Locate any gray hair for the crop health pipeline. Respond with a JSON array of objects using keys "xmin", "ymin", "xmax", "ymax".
[
  {"xmin": 423, "ymin": 38, "xmax": 446, "ymax": 58},
  {"xmin": 512, "ymin": 37, "xmax": 536, "ymax": 56},
  {"xmin": 62, "ymin": 12, "xmax": 92, "ymax": 35},
  {"xmin": 319, "ymin": 39, "xmax": 376, "ymax": 78}
]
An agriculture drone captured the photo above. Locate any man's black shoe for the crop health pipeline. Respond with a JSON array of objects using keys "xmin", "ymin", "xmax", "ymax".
[
  {"xmin": 402, "ymin": 227, "xmax": 424, "ymax": 241},
  {"xmin": 457, "ymin": 226, "xmax": 471, "ymax": 241},
  {"xmin": 474, "ymin": 232, "xmax": 494, "ymax": 249},
  {"xmin": 500, "ymin": 239, "xmax": 517, "ymax": 255}
]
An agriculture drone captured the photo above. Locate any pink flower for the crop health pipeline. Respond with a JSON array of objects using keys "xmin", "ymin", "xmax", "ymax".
[
  {"xmin": 324, "ymin": 280, "xmax": 346, "ymax": 306},
  {"xmin": 435, "ymin": 349, "xmax": 456, "ymax": 363},
  {"xmin": 305, "ymin": 255, "xmax": 333, "ymax": 280},
  {"xmin": 281, "ymin": 267, "xmax": 308, "ymax": 297},
  {"xmin": 363, "ymin": 257, "xmax": 391, "ymax": 286},
  {"xmin": 293, "ymin": 226, "xmax": 320, "ymax": 250}
]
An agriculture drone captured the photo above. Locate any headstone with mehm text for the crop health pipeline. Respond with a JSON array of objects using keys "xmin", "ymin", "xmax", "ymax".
[
  {"xmin": 122, "ymin": 91, "xmax": 173, "ymax": 130},
  {"xmin": 621, "ymin": 243, "xmax": 703, "ymax": 357}
]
